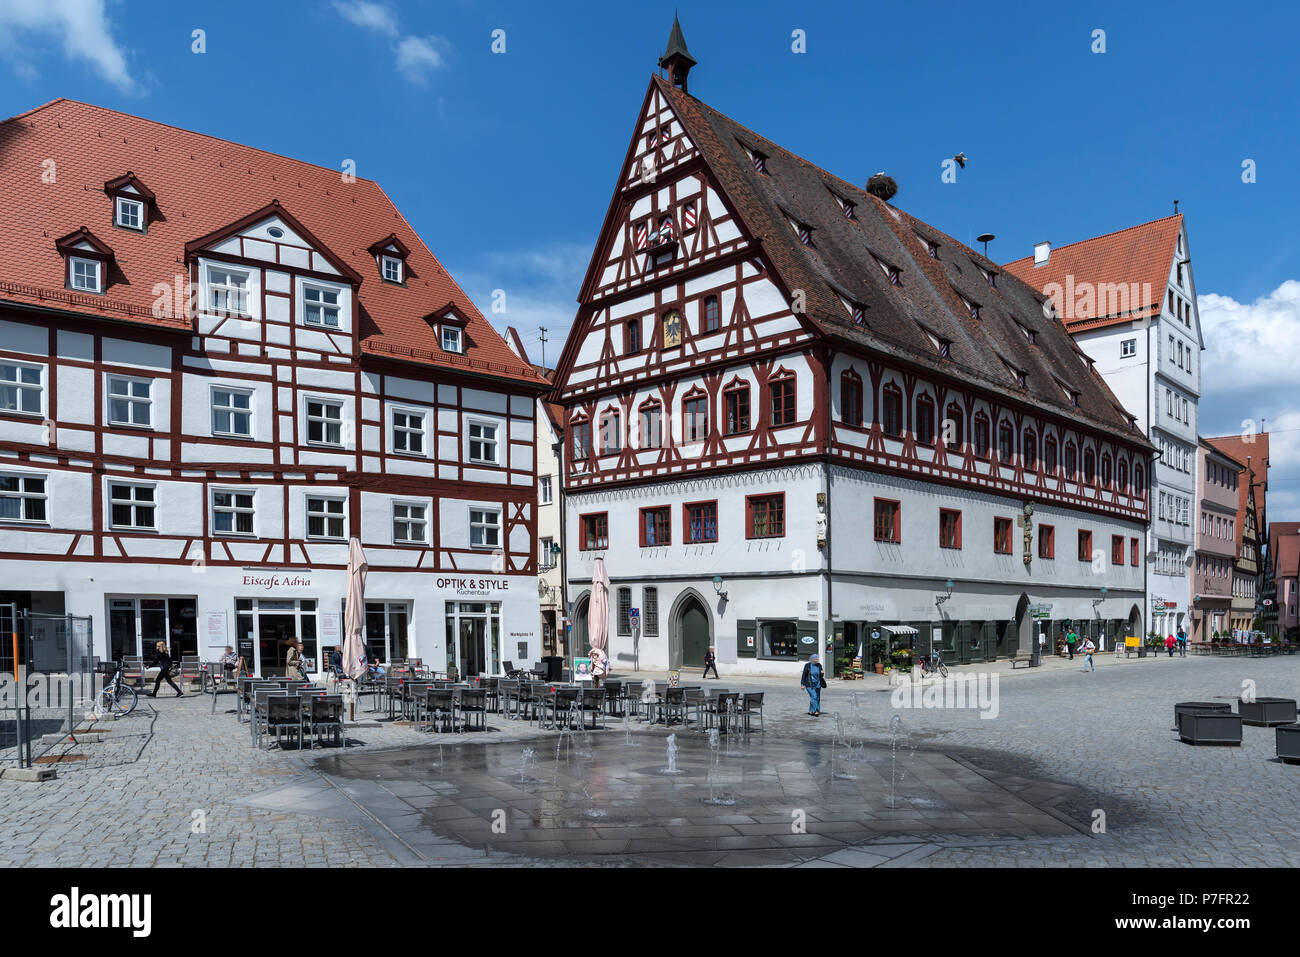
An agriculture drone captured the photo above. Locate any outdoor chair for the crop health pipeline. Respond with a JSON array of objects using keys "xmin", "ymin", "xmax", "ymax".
[
  {"xmin": 265, "ymin": 695, "xmax": 301, "ymax": 750},
  {"xmin": 249, "ymin": 688, "xmax": 283, "ymax": 745},
  {"xmin": 602, "ymin": 679, "xmax": 624, "ymax": 716},
  {"xmin": 459, "ymin": 689, "xmax": 488, "ymax": 732},
  {"xmin": 422, "ymin": 689, "xmax": 458, "ymax": 733},
  {"xmin": 121, "ymin": 655, "xmax": 145, "ymax": 689},
  {"xmin": 683, "ymin": 687, "xmax": 707, "ymax": 730},
  {"xmin": 306, "ymin": 695, "xmax": 345, "ymax": 748},
  {"xmin": 737, "ymin": 692, "xmax": 765, "ymax": 733},
  {"xmin": 479, "ymin": 677, "xmax": 500, "ymax": 713},
  {"xmin": 179, "ymin": 655, "xmax": 202, "ymax": 689},
  {"xmin": 498, "ymin": 680, "xmax": 519, "ymax": 718},
  {"xmin": 402, "ymin": 682, "xmax": 432, "ymax": 722},
  {"xmin": 573, "ymin": 687, "xmax": 606, "ymax": 730},
  {"xmin": 659, "ymin": 686, "xmax": 687, "ymax": 726},
  {"xmin": 704, "ymin": 692, "xmax": 739, "ymax": 733},
  {"xmin": 539, "ymin": 687, "xmax": 578, "ymax": 730}
]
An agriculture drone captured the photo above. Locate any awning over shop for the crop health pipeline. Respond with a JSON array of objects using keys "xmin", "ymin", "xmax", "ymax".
[{"xmin": 882, "ymin": 625, "xmax": 918, "ymax": 636}]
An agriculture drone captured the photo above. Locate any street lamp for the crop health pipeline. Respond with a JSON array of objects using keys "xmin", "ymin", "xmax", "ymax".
[
  {"xmin": 935, "ymin": 578, "xmax": 954, "ymax": 607},
  {"xmin": 712, "ymin": 575, "xmax": 728, "ymax": 601}
]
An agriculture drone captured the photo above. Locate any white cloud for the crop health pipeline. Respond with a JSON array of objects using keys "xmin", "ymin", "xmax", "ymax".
[
  {"xmin": 332, "ymin": 1, "xmax": 447, "ymax": 85},
  {"xmin": 1199, "ymin": 280, "xmax": 1300, "ymax": 523},
  {"xmin": 0, "ymin": 0, "xmax": 133, "ymax": 90},
  {"xmin": 395, "ymin": 35, "xmax": 447, "ymax": 85},
  {"xmin": 331, "ymin": 0, "xmax": 399, "ymax": 37}
]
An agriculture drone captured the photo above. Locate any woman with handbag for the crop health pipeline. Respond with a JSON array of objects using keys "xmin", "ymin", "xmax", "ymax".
[
  {"xmin": 149, "ymin": 641, "xmax": 183, "ymax": 698},
  {"xmin": 285, "ymin": 639, "xmax": 306, "ymax": 680},
  {"xmin": 800, "ymin": 653, "xmax": 827, "ymax": 717}
]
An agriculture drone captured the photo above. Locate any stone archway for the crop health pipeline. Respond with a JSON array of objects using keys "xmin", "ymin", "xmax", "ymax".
[
  {"xmin": 1127, "ymin": 603, "xmax": 1144, "ymax": 644},
  {"xmin": 571, "ymin": 591, "xmax": 591, "ymax": 658},
  {"xmin": 668, "ymin": 588, "xmax": 714, "ymax": 671}
]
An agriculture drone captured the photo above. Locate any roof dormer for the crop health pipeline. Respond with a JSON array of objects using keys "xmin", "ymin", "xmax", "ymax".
[
  {"xmin": 55, "ymin": 227, "xmax": 115, "ymax": 294},
  {"xmin": 426, "ymin": 302, "xmax": 470, "ymax": 354},
  {"xmin": 104, "ymin": 172, "xmax": 156, "ymax": 233},
  {"xmin": 367, "ymin": 234, "xmax": 411, "ymax": 285}
]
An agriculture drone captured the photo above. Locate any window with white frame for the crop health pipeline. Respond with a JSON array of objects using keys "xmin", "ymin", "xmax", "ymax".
[
  {"xmin": 306, "ymin": 496, "xmax": 346, "ymax": 539},
  {"xmin": 540, "ymin": 475, "xmax": 553, "ymax": 505},
  {"xmin": 303, "ymin": 284, "xmax": 341, "ymax": 327},
  {"xmin": 109, "ymin": 483, "xmax": 155, "ymax": 530},
  {"xmin": 1120, "ymin": 338, "xmax": 1136, "ymax": 358},
  {"xmin": 207, "ymin": 265, "xmax": 249, "ymax": 316},
  {"xmin": 540, "ymin": 536, "xmax": 555, "ymax": 567},
  {"xmin": 391, "ymin": 409, "xmax": 425, "ymax": 455},
  {"xmin": 381, "ymin": 255, "xmax": 403, "ymax": 283},
  {"xmin": 0, "ymin": 362, "xmax": 43, "ymax": 415},
  {"xmin": 306, "ymin": 398, "xmax": 344, "ymax": 446},
  {"xmin": 70, "ymin": 257, "xmax": 102, "ymax": 293},
  {"xmin": 469, "ymin": 508, "xmax": 501, "ymax": 548},
  {"xmin": 115, "ymin": 196, "xmax": 144, "ymax": 230},
  {"xmin": 468, "ymin": 421, "xmax": 499, "ymax": 464},
  {"xmin": 0, "ymin": 474, "xmax": 47, "ymax": 522},
  {"xmin": 212, "ymin": 489, "xmax": 255, "ymax": 536},
  {"xmin": 211, "ymin": 387, "xmax": 252, "ymax": 437},
  {"xmin": 441, "ymin": 326, "xmax": 462, "ymax": 353},
  {"xmin": 106, "ymin": 375, "xmax": 152, "ymax": 427},
  {"xmin": 392, "ymin": 502, "xmax": 428, "ymax": 544}
]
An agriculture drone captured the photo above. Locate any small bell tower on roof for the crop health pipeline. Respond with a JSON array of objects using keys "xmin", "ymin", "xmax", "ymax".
[{"xmin": 658, "ymin": 13, "xmax": 697, "ymax": 93}]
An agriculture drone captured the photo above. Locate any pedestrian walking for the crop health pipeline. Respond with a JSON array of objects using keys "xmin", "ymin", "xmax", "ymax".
[
  {"xmin": 149, "ymin": 640, "xmax": 183, "ymax": 698},
  {"xmin": 1066, "ymin": 629, "xmax": 1077, "ymax": 661},
  {"xmin": 1165, "ymin": 633, "xmax": 1175, "ymax": 658},
  {"xmin": 1081, "ymin": 637, "xmax": 1096, "ymax": 672},
  {"xmin": 702, "ymin": 647, "xmax": 719, "ymax": 679},
  {"xmin": 285, "ymin": 639, "xmax": 306, "ymax": 680},
  {"xmin": 1177, "ymin": 628, "xmax": 1188, "ymax": 657},
  {"xmin": 801, "ymin": 653, "xmax": 827, "ymax": 716}
]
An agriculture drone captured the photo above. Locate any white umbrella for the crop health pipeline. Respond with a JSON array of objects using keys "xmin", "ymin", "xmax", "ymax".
[
  {"xmin": 589, "ymin": 558, "xmax": 609, "ymax": 678},
  {"xmin": 343, "ymin": 537, "xmax": 368, "ymax": 680}
]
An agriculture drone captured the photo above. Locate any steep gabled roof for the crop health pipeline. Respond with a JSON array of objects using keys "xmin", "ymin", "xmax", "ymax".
[
  {"xmin": 1205, "ymin": 432, "xmax": 1271, "ymax": 540},
  {"xmin": 0, "ymin": 98, "xmax": 545, "ymax": 386},
  {"xmin": 652, "ymin": 77, "xmax": 1145, "ymax": 445},
  {"xmin": 1002, "ymin": 215, "xmax": 1183, "ymax": 332}
]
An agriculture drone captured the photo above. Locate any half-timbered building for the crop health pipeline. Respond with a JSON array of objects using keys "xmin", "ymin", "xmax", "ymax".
[
  {"xmin": 553, "ymin": 21, "xmax": 1153, "ymax": 676},
  {"xmin": 0, "ymin": 99, "xmax": 547, "ymax": 677}
]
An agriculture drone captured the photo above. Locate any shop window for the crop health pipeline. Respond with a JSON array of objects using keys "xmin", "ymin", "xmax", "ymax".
[{"xmin": 761, "ymin": 621, "xmax": 798, "ymax": 659}]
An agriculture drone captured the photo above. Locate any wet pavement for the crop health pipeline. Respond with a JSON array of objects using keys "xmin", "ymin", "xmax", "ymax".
[{"xmin": 310, "ymin": 728, "xmax": 1083, "ymax": 866}]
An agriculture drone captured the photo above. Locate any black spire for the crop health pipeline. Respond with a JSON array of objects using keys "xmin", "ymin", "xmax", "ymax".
[{"xmin": 659, "ymin": 13, "xmax": 697, "ymax": 93}]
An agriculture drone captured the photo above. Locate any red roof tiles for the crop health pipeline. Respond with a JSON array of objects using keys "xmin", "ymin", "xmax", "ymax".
[
  {"xmin": 1003, "ymin": 215, "xmax": 1182, "ymax": 332},
  {"xmin": 0, "ymin": 98, "xmax": 545, "ymax": 386}
]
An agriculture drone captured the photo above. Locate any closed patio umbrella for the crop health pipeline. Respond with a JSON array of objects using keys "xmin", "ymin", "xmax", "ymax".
[
  {"xmin": 343, "ymin": 537, "xmax": 368, "ymax": 680},
  {"xmin": 589, "ymin": 558, "xmax": 609, "ymax": 678}
]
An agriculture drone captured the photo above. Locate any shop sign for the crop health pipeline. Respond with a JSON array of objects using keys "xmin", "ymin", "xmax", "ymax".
[
  {"xmin": 241, "ymin": 572, "xmax": 313, "ymax": 591},
  {"xmin": 204, "ymin": 610, "xmax": 228, "ymax": 648},
  {"xmin": 437, "ymin": 576, "xmax": 512, "ymax": 597}
]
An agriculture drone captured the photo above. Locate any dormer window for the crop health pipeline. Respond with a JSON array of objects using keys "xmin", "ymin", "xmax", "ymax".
[
  {"xmin": 103, "ymin": 172, "xmax": 155, "ymax": 233},
  {"xmin": 70, "ymin": 257, "xmax": 102, "ymax": 293},
  {"xmin": 56, "ymin": 227, "xmax": 114, "ymax": 296},
  {"xmin": 207, "ymin": 265, "xmax": 249, "ymax": 316},
  {"xmin": 368, "ymin": 234, "xmax": 411, "ymax": 285},
  {"xmin": 875, "ymin": 257, "xmax": 901, "ymax": 286},
  {"xmin": 789, "ymin": 216, "xmax": 813, "ymax": 247},
  {"xmin": 442, "ymin": 326, "xmax": 462, "ymax": 353},
  {"xmin": 115, "ymin": 196, "xmax": 144, "ymax": 231},
  {"xmin": 430, "ymin": 305, "xmax": 470, "ymax": 354},
  {"xmin": 750, "ymin": 150, "xmax": 767, "ymax": 174}
]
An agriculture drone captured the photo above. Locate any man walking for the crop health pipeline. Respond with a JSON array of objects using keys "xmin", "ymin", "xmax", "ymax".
[
  {"xmin": 1177, "ymin": 628, "xmax": 1188, "ymax": 657},
  {"xmin": 702, "ymin": 647, "xmax": 719, "ymax": 679},
  {"xmin": 1066, "ymin": 629, "xmax": 1077, "ymax": 661},
  {"xmin": 1081, "ymin": 636, "xmax": 1096, "ymax": 672},
  {"xmin": 801, "ymin": 653, "xmax": 827, "ymax": 717}
]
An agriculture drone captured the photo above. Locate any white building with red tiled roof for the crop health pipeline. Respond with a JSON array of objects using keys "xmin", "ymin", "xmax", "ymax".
[
  {"xmin": 1006, "ymin": 215, "xmax": 1202, "ymax": 639},
  {"xmin": 0, "ymin": 99, "xmax": 548, "ymax": 677}
]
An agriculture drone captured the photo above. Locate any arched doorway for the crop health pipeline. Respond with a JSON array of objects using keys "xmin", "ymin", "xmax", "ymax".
[
  {"xmin": 572, "ymin": 593, "xmax": 591, "ymax": 659},
  {"xmin": 1013, "ymin": 593, "xmax": 1032, "ymax": 660},
  {"xmin": 669, "ymin": 589, "xmax": 713, "ymax": 670},
  {"xmin": 1127, "ymin": 603, "xmax": 1143, "ymax": 645}
]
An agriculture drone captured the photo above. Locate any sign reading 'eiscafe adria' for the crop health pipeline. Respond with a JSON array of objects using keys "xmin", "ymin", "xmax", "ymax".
[{"xmin": 241, "ymin": 572, "xmax": 313, "ymax": 591}]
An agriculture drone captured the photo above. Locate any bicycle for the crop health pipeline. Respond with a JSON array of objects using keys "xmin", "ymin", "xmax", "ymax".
[
  {"xmin": 919, "ymin": 649, "xmax": 949, "ymax": 679},
  {"xmin": 97, "ymin": 660, "xmax": 138, "ymax": 717}
]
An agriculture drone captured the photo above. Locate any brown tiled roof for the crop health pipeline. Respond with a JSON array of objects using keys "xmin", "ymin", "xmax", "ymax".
[
  {"xmin": 1205, "ymin": 432, "xmax": 1271, "ymax": 538},
  {"xmin": 0, "ymin": 99, "xmax": 545, "ymax": 386},
  {"xmin": 1002, "ymin": 215, "xmax": 1182, "ymax": 331},
  {"xmin": 655, "ymin": 77, "xmax": 1145, "ymax": 446}
]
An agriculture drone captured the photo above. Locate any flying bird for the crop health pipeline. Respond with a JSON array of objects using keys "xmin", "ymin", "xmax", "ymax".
[{"xmin": 953, "ymin": 152, "xmax": 967, "ymax": 168}]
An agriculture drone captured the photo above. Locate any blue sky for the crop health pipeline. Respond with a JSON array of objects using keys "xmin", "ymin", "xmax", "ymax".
[{"xmin": 1, "ymin": 0, "xmax": 1298, "ymax": 517}]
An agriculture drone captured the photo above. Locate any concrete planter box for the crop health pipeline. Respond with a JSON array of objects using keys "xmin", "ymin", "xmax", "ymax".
[
  {"xmin": 1174, "ymin": 701, "xmax": 1231, "ymax": 729},
  {"xmin": 1137, "ymin": 646, "xmax": 1148, "ymax": 658},
  {"xmin": 1178, "ymin": 709, "xmax": 1242, "ymax": 746},
  {"xmin": 1276, "ymin": 725, "xmax": 1300, "ymax": 763},
  {"xmin": 1238, "ymin": 697, "xmax": 1298, "ymax": 727}
]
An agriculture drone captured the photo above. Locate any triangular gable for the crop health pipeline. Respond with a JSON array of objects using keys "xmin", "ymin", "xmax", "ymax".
[
  {"xmin": 367, "ymin": 233, "xmax": 412, "ymax": 259},
  {"xmin": 184, "ymin": 200, "xmax": 364, "ymax": 285},
  {"xmin": 103, "ymin": 171, "xmax": 156, "ymax": 205},
  {"xmin": 55, "ymin": 226, "xmax": 114, "ymax": 259}
]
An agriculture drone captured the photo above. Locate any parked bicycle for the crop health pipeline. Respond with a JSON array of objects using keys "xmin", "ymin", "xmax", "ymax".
[
  {"xmin": 919, "ymin": 648, "xmax": 949, "ymax": 678},
  {"xmin": 97, "ymin": 660, "xmax": 138, "ymax": 717}
]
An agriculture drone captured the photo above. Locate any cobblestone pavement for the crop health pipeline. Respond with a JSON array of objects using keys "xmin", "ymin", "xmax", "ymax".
[{"xmin": 0, "ymin": 651, "xmax": 1295, "ymax": 867}]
